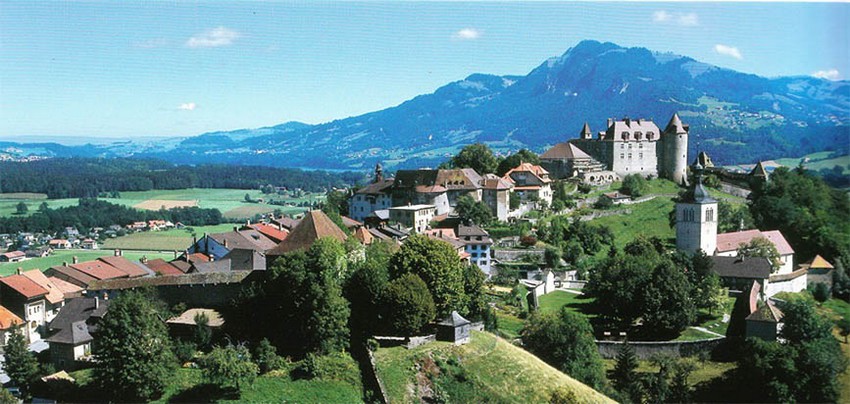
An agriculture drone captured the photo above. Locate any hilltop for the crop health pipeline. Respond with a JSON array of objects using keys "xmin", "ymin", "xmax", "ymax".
[{"xmin": 373, "ymin": 331, "xmax": 614, "ymax": 403}]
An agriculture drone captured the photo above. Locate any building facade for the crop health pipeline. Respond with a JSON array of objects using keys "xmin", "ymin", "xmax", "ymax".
[{"xmin": 675, "ymin": 164, "xmax": 718, "ymax": 255}]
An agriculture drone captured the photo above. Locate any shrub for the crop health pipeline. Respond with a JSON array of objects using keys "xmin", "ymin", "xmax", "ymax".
[
  {"xmin": 812, "ymin": 283, "xmax": 830, "ymax": 303},
  {"xmin": 298, "ymin": 352, "xmax": 361, "ymax": 386},
  {"xmin": 383, "ymin": 273, "xmax": 437, "ymax": 336},
  {"xmin": 520, "ymin": 235, "xmax": 537, "ymax": 247},
  {"xmin": 255, "ymin": 338, "xmax": 289, "ymax": 374},
  {"xmin": 173, "ymin": 340, "xmax": 197, "ymax": 364}
]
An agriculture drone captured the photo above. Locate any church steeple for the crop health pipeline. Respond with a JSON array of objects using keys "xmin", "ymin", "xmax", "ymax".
[
  {"xmin": 373, "ymin": 163, "xmax": 383, "ymax": 183},
  {"xmin": 675, "ymin": 159, "xmax": 718, "ymax": 255},
  {"xmin": 580, "ymin": 122, "xmax": 592, "ymax": 139}
]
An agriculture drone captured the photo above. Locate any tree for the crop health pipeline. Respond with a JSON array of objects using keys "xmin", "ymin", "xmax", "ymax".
[
  {"xmin": 244, "ymin": 193, "xmax": 252, "ymax": 202},
  {"xmin": 255, "ymin": 338, "xmax": 286, "ymax": 374},
  {"xmin": 94, "ymin": 290, "xmax": 175, "ymax": 401},
  {"xmin": 737, "ymin": 237, "xmax": 782, "ymax": 272},
  {"xmin": 521, "ymin": 308, "xmax": 607, "ymax": 390},
  {"xmin": 833, "ymin": 259, "xmax": 850, "ymax": 300},
  {"xmin": 463, "ymin": 264, "xmax": 487, "ymax": 319},
  {"xmin": 323, "ymin": 189, "xmax": 349, "ymax": 216},
  {"xmin": 345, "ymin": 241, "xmax": 393, "ymax": 335},
  {"xmin": 509, "ymin": 192, "xmax": 521, "ymax": 210},
  {"xmin": 449, "ymin": 143, "xmax": 498, "ymax": 175},
  {"xmin": 193, "ymin": 312, "xmax": 212, "ymax": 351},
  {"xmin": 612, "ymin": 341, "xmax": 642, "ymax": 403},
  {"xmin": 497, "ymin": 149, "xmax": 540, "ymax": 177},
  {"xmin": 620, "ymin": 174, "xmax": 648, "ymax": 198},
  {"xmin": 383, "ymin": 273, "xmax": 436, "ymax": 335},
  {"xmin": 389, "ymin": 234, "xmax": 466, "ymax": 317},
  {"xmin": 455, "ymin": 195, "xmax": 493, "ymax": 226},
  {"xmin": 201, "ymin": 344, "xmax": 259, "ymax": 392},
  {"xmin": 544, "ymin": 246, "xmax": 562, "ymax": 269},
  {"xmin": 643, "ymin": 260, "xmax": 696, "ymax": 337},
  {"xmin": 779, "ymin": 299, "xmax": 834, "ymax": 345},
  {"xmin": 15, "ymin": 202, "xmax": 27, "ymax": 215},
  {"xmin": 669, "ymin": 359, "xmax": 696, "ymax": 403},
  {"xmin": 718, "ymin": 200, "xmax": 754, "ymax": 233},
  {"xmin": 812, "ymin": 283, "xmax": 830, "ymax": 303},
  {"xmin": 3, "ymin": 330, "xmax": 39, "ymax": 396}
]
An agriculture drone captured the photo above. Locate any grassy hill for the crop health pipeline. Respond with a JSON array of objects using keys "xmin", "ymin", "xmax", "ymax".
[{"xmin": 373, "ymin": 330, "xmax": 613, "ymax": 403}]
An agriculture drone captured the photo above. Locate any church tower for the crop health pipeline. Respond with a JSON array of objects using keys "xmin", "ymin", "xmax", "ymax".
[
  {"xmin": 676, "ymin": 162, "xmax": 717, "ymax": 255},
  {"xmin": 662, "ymin": 113, "xmax": 689, "ymax": 185}
]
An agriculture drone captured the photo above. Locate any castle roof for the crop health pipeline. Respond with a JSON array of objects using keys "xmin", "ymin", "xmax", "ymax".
[
  {"xmin": 750, "ymin": 161, "xmax": 769, "ymax": 177},
  {"xmin": 605, "ymin": 118, "xmax": 661, "ymax": 140},
  {"xmin": 746, "ymin": 300, "xmax": 784, "ymax": 323},
  {"xmin": 541, "ymin": 142, "xmax": 592, "ymax": 160},
  {"xmin": 267, "ymin": 210, "xmax": 348, "ymax": 255},
  {"xmin": 807, "ymin": 255, "xmax": 834, "ymax": 270},
  {"xmin": 665, "ymin": 113, "xmax": 686, "ymax": 133},
  {"xmin": 580, "ymin": 122, "xmax": 592, "ymax": 137}
]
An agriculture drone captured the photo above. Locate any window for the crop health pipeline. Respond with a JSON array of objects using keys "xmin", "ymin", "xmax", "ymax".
[
  {"xmin": 639, "ymin": 153, "xmax": 643, "ymax": 158},
  {"xmin": 481, "ymin": 261, "xmax": 488, "ymax": 266},
  {"xmin": 628, "ymin": 143, "xmax": 632, "ymax": 149},
  {"xmin": 639, "ymin": 143, "xmax": 643, "ymax": 148},
  {"xmin": 620, "ymin": 153, "xmax": 624, "ymax": 159},
  {"xmin": 628, "ymin": 153, "xmax": 632, "ymax": 159}
]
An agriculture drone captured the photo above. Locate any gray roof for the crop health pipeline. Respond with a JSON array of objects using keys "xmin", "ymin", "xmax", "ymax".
[
  {"xmin": 209, "ymin": 229, "xmax": 277, "ymax": 252},
  {"xmin": 87, "ymin": 271, "xmax": 253, "ymax": 291},
  {"xmin": 438, "ymin": 311, "xmax": 470, "ymax": 327},
  {"xmin": 709, "ymin": 256, "xmax": 771, "ymax": 280},
  {"xmin": 46, "ymin": 297, "xmax": 109, "ymax": 345},
  {"xmin": 222, "ymin": 248, "xmax": 266, "ymax": 271},
  {"xmin": 457, "ymin": 224, "xmax": 489, "ymax": 237}
]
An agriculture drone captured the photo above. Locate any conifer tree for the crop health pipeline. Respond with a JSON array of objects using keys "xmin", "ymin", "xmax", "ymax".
[
  {"xmin": 612, "ymin": 341, "xmax": 642, "ymax": 403},
  {"xmin": 3, "ymin": 331, "xmax": 39, "ymax": 396}
]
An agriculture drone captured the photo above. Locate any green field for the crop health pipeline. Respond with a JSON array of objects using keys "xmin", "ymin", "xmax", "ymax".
[
  {"xmin": 588, "ymin": 197, "xmax": 677, "ymax": 253},
  {"xmin": 68, "ymin": 367, "xmax": 364, "ymax": 404},
  {"xmin": 539, "ymin": 290, "xmax": 597, "ymax": 319},
  {"xmin": 0, "ymin": 188, "xmax": 325, "ymax": 219},
  {"xmin": 775, "ymin": 151, "xmax": 850, "ymax": 171},
  {"xmin": 0, "ymin": 249, "xmax": 175, "ymax": 276},
  {"xmin": 374, "ymin": 330, "xmax": 613, "ymax": 403},
  {"xmin": 101, "ymin": 224, "xmax": 238, "ymax": 251}
]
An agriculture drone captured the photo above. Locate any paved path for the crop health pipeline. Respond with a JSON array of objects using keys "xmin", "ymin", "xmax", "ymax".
[{"xmin": 690, "ymin": 326, "xmax": 725, "ymax": 338}]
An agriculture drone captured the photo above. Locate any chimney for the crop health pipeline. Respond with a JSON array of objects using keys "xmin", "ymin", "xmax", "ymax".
[
  {"xmin": 184, "ymin": 250, "xmax": 190, "ymax": 262},
  {"xmin": 102, "ymin": 292, "xmax": 108, "ymax": 301},
  {"xmin": 233, "ymin": 226, "xmax": 238, "ymax": 232},
  {"xmin": 140, "ymin": 255, "xmax": 148, "ymax": 264},
  {"xmin": 223, "ymin": 239, "xmax": 228, "ymax": 248},
  {"xmin": 173, "ymin": 250, "xmax": 178, "ymax": 259},
  {"xmin": 16, "ymin": 267, "xmax": 22, "ymax": 275},
  {"xmin": 63, "ymin": 261, "xmax": 68, "ymax": 267},
  {"xmin": 72, "ymin": 256, "xmax": 79, "ymax": 264},
  {"xmin": 95, "ymin": 296, "xmax": 99, "ymax": 309},
  {"xmin": 607, "ymin": 118, "xmax": 613, "ymax": 127},
  {"xmin": 247, "ymin": 219, "xmax": 251, "ymax": 226},
  {"xmin": 114, "ymin": 249, "xmax": 120, "ymax": 257}
]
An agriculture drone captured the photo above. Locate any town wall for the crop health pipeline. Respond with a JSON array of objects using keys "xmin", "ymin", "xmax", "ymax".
[{"xmin": 595, "ymin": 336, "xmax": 725, "ymax": 359}]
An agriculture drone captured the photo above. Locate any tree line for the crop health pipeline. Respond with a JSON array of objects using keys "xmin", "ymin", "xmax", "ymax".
[
  {"xmin": 0, "ymin": 198, "xmax": 223, "ymax": 234},
  {"xmin": 0, "ymin": 158, "xmax": 365, "ymax": 198}
]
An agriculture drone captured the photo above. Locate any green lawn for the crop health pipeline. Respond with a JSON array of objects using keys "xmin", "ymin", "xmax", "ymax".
[
  {"xmin": 588, "ymin": 197, "xmax": 676, "ymax": 255},
  {"xmin": 374, "ymin": 331, "xmax": 613, "ymax": 403},
  {"xmin": 603, "ymin": 358, "xmax": 736, "ymax": 388},
  {"xmin": 101, "ymin": 224, "xmax": 238, "ymax": 251},
  {"xmin": 66, "ymin": 367, "xmax": 363, "ymax": 404},
  {"xmin": 0, "ymin": 250, "xmax": 174, "ymax": 276},
  {"xmin": 538, "ymin": 290, "xmax": 597, "ymax": 318},
  {"xmin": 495, "ymin": 310, "xmax": 525, "ymax": 340}
]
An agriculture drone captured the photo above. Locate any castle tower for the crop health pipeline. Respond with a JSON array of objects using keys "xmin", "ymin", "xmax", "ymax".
[
  {"xmin": 374, "ymin": 163, "xmax": 383, "ymax": 183},
  {"xmin": 580, "ymin": 122, "xmax": 592, "ymax": 140},
  {"xmin": 676, "ymin": 162, "xmax": 717, "ymax": 255},
  {"xmin": 662, "ymin": 113, "xmax": 689, "ymax": 185}
]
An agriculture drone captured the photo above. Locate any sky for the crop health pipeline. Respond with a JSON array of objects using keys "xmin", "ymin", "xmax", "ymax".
[{"xmin": 1, "ymin": 1, "xmax": 848, "ymax": 140}]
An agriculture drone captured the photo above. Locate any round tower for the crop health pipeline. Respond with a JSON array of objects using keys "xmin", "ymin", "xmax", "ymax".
[{"xmin": 663, "ymin": 113, "xmax": 689, "ymax": 185}]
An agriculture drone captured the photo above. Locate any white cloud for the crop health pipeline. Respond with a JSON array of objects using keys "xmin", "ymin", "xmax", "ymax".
[
  {"xmin": 186, "ymin": 27, "xmax": 240, "ymax": 48},
  {"xmin": 714, "ymin": 44, "xmax": 743, "ymax": 60},
  {"xmin": 177, "ymin": 102, "xmax": 197, "ymax": 111},
  {"xmin": 453, "ymin": 28, "xmax": 481, "ymax": 40},
  {"xmin": 812, "ymin": 69, "xmax": 840, "ymax": 81},
  {"xmin": 653, "ymin": 10, "xmax": 699, "ymax": 26}
]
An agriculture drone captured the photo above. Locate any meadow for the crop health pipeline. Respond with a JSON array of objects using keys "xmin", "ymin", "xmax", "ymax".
[
  {"xmin": 0, "ymin": 188, "xmax": 325, "ymax": 220},
  {"xmin": 101, "ymin": 224, "xmax": 238, "ymax": 251}
]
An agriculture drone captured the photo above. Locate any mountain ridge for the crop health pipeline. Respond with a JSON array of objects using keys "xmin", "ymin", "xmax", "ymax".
[{"xmin": 4, "ymin": 40, "xmax": 848, "ymax": 170}]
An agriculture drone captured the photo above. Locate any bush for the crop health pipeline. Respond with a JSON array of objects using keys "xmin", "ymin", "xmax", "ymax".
[
  {"xmin": 173, "ymin": 340, "xmax": 197, "ymax": 364},
  {"xmin": 621, "ymin": 174, "xmax": 648, "ymax": 198},
  {"xmin": 383, "ymin": 273, "xmax": 437, "ymax": 336},
  {"xmin": 520, "ymin": 235, "xmax": 537, "ymax": 247},
  {"xmin": 593, "ymin": 196, "xmax": 613, "ymax": 210},
  {"xmin": 812, "ymin": 283, "xmax": 830, "ymax": 303},
  {"xmin": 578, "ymin": 183, "xmax": 592, "ymax": 194},
  {"xmin": 254, "ymin": 338, "xmax": 289, "ymax": 374},
  {"xmin": 298, "ymin": 352, "xmax": 361, "ymax": 386}
]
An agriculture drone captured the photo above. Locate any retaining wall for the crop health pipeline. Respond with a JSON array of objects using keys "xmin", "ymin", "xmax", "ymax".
[{"xmin": 595, "ymin": 336, "xmax": 725, "ymax": 359}]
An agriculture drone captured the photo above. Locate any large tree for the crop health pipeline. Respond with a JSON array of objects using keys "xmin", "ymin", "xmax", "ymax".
[
  {"xmin": 345, "ymin": 240, "xmax": 394, "ymax": 336},
  {"xmin": 201, "ymin": 344, "xmax": 259, "ymax": 392},
  {"xmin": 496, "ymin": 149, "xmax": 540, "ymax": 177},
  {"xmin": 389, "ymin": 234, "xmax": 467, "ymax": 317},
  {"xmin": 611, "ymin": 341, "xmax": 642, "ymax": 403},
  {"xmin": 454, "ymin": 195, "xmax": 493, "ymax": 226},
  {"xmin": 521, "ymin": 308, "xmax": 607, "ymax": 390},
  {"xmin": 620, "ymin": 174, "xmax": 648, "ymax": 198},
  {"xmin": 448, "ymin": 143, "xmax": 498, "ymax": 175},
  {"xmin": 94, "ymin": 290, "xmax": 175, "ymax": 402},
  {"xmin": 736, "ymin": 237, "xmax": 782, "ymax": 272},
  {"xmin": 3, "ymin": 330, "xmax": 40, "ymax": 397},
  {"xmin": 383, "ymin": 273, "xmax": 436, "ymax": 335}
]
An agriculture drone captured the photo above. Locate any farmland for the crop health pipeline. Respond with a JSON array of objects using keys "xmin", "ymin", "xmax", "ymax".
[
  {"xmin": 0, "ymin": 188, "xmax": 325, "ymax": 220},
  {"xmin": 101, "ymin": 224, "xmax": 238, "ymax": 251}
]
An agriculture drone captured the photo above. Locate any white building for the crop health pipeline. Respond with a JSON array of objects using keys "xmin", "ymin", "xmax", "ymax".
[
  {"xmin": 458, "ymin": 224, "xmax": 494, "ymax": 277},
  {"xmin": 675, "ymin": 164, "xmax": 718, "ymax": 255},
  {"xmin": 389, "ymin": 205, "xmax": 436, "ymax": 233}
]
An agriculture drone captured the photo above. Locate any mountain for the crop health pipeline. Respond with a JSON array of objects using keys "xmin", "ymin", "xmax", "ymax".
[{"xmin": 5, "ymin": 40, "xmax": 848, "ymax": 169}]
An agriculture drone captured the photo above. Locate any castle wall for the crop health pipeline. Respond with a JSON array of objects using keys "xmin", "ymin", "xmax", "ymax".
[{"xmin": 610, "ymin": 140, "xmax": 658, "ymax": 177}]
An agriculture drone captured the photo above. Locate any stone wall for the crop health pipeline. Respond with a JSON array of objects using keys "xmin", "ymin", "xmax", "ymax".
[
  {"xmin": 493, "ymin": 248, "xmax": 545, "ymax": 262},
  {"xmin": 595, "ymin": 337, "xmax": 725, "ymax": 359}
]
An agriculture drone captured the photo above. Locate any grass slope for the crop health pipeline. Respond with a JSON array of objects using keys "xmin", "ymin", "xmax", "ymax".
[
  {"xmin": 101, "ymin": 224, "xmax": 238, "ymax": 251},
  {"xmin": 374, "ymin": 331, "xmax": 613, "ymax": 403}
]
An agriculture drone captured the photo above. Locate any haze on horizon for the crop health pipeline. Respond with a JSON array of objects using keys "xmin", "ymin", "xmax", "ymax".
[{"xmin": 1, "ymin": 1, "xmax": 847, "ymax": 140}]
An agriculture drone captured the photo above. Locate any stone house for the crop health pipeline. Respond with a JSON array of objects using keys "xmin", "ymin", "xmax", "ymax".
[
  {"xmin": 0, "ymin": 305, "xmax": 23, "ymax": 346},
  {"xmin": 502, "ymin": 162, "xmax": 553, "ymax": 207},
  {"xmin": 44, "ymin": 297, "xmax": 109, "ymax": 370},
  {"xmin": 389, "ymin": 205, "xmax": 436, "ymax": 234},
  {"xmin": 0, "ymin": 272, "xmax": 50, "ymax": 343}
]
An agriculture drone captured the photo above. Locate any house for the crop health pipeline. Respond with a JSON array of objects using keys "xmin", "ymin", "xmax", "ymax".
[
  {"xmin": 247, "ymin": 222, "xmax": 289, "ymax": 243},
  {"xmin": 166, "ymin": 308, "xmax": 224, "ymax": 342},
  {"xmin": 48, "ymin": 277, "xmax": 83, "ymax": 299},
  {"xmin": 352, "ymin": 227, "xmax": 374, "ymax": 245},
  {"xmin": 0, "ymin": 272, "xmax": 49, "ymax": 342},
  {"xmin": 25, "ymin": 246, "xmax": 52, "ymax": 258},
  {"xmin": 71, "ymin": 258, "xmax": 128, "ymax": 281},
  {"xmin": 63, "ymin": 227, "xmax": 80, "ymax": 238},
  {"xmin": 140, "ymin": 258, "xmax": 185, "ymax": 276},
  {"xmin": 709, "ymin": 255, "xmax": 772, "ymax": 295},
  {"xmin": 424, "ymin": 229, "xmax": 469, "ymax": 263},
  {"xmin": 191, "ymin": 249, "xmax": 267, "ymax": 273},
  {"xmin": 21, "ymin": 269, "xmax": 66, "ymax": 323},
  {"xmin": 389, "ymin": 205, "xmax": 436, "ymax": 233},
  {"xmin": 390, "ymin": 170, "xmax": 452, "ymax": 216},
  {"xmin": 0, "ymin": 305, "xmax": 23, "ymax": 345},
  {"xmin": 271, "ymin": 216, "xmax": 301, "ymax": 232},
  {"xmin": 0, "ymin": 250, "xmax": 26, "ymax": 263},
  {"xmin": 715, "ymin": 229, "xmax": 795, "ymax": 274},
  {"xmin": 480, "ymin": 174, "xmax": 513, "ymax": 222},
  {"xmin": 602, "ymin": 192, "xmax": 632, "ymax": 204},
  {"xmin": 457, "ymin": 224, "xmax": 494, "ymax": 276},
  {"xmin": 97, "ymin": 255, "xmax": 152, "ymax": 278},
  {"xmin": 44, "ymin": 297, "xmax": 109, "ymax": 370},
  {"xmin": 188, "ymin": 228, "xmax": 277, "ymax": 261},
  {"xmin": 745, "ymin": 300, "xmax": 784, "ymax": 342},
  {"xmin": 436, "ymin": 311, "xmax": 471, "ymax": 345},
  {"xmin": 126, "ymin": 221, "xmax": 147, "ymax": 231},
  {"xmin": 349, "ymin": 163, "xmax": 395, "ymax": 222},
  {"xmin": 44, "ymin": 265, "xmax": 98, "ymax": 289},
  {"xmin": 47, "ymin": 238, "xmax": 71, "ymax": 250},
  {"xmin": 267, "ymin": 210, "xmax": 349, "ymax": 257},
  {"xmin": 81, "ymin": 238, "xmax": 98, "ymax": 250},
  {"xmin": 502, "ymin": 163, "xmax": 553, "ymax": 206}
]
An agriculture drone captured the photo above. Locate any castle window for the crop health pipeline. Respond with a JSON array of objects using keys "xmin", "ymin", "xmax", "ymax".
[
  {"xmin": 628, "ymin": 144, "xmax": 632, "ymax": 149},
  {"xmin": 628, "ymin": 153, "xmax": 632, "ymax": 159},
  {"xmin": 647, "ymin": 132, "xmax": 654, "ymax": 140},
  {"xmin": 639, "ymin": 153, "xmax": 643, "ymax": 158},
  {"xmin": 621, "ymin": 132, "xmax": 629, "ymax": 140},
  {"xmin": 620, "ymin": 153, "xmax": 624, "ymax": 159},
  {"xmin": 639, "ymin": 143, "xmax": 643, "ymax": 148},
  {"xmin": 634, "ymin": 132, "xmax": 642, "ymax": 140},
  {"xmin": 621, "ymin": 144, "xmax": 625, "ymax": 149}
]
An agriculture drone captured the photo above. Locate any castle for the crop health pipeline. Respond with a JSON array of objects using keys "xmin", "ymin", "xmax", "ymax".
[{"xmin": 541, "ymin": 113, "xmax": 689, "ymax": 184}]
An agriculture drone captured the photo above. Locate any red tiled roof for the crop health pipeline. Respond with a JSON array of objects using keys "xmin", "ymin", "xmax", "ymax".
[
  {"xmin": 249, "ymin": 223, "xmax": 289, "ymax": 243},
  {"xmin": 143, "ymin": 259, "xmax": 185, "ymax": 276},
  {"xmin": 2, "ymin": 251, "xmax": 25, "ymax": 259},
  {"xmin": 71, "ymin": 260, "xmax": 128, "ymax": 280},
  {"xmin": 187, "ymin": 253, "xmax": 211, "ymax": 263},
  {"xmin": 353, "ymin": 227, "xmax": 374, "ymax": 245},
  {"xmin": 541, "ymin": 142, "xmax": 592, "ymax": 160},
  {"xmin": 21, "ymin": 270, "xmax": 64, "ymax": 304},
  {"xmin": 0, "ymin": 305, "xmax": 23, "ymax": 330},
  {"xmin": 503, "ymin": 162, "xmax": 551, "ymax": 184},
  {"xmin": 341, "ymin": 216, "xmax": 363, "ymax": 229},
  {"xmin": 0, "ymin": 274, "xmax": 49, "ymax": 299},
  {"xmin": 48, "ymin": 276, "xmax": 83, "ymax": 298},
  {"xmin": 45, "ymin": 266, "xmax": 97, "ymax": 288},
  {"xmin": 807, "ymin": 255, "xmax": 834, "ymax": 270},
  {"xmin": 715, "ymin": 229, "xmax": 794, "ymax": 255},
  {"xmin": 98, "ymin": 256, "xmax": 149, "ymax": 278}
]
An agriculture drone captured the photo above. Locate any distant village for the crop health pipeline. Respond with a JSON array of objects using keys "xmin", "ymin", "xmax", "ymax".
[{"xmin": 0, "ymin": 113, "xmax": 840, "ymax": 391}]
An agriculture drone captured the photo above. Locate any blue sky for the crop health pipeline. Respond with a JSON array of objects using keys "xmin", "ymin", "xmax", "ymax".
[{"xmin": 1, "ymin": 1, "xmax": 847, "ymax": 139}]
